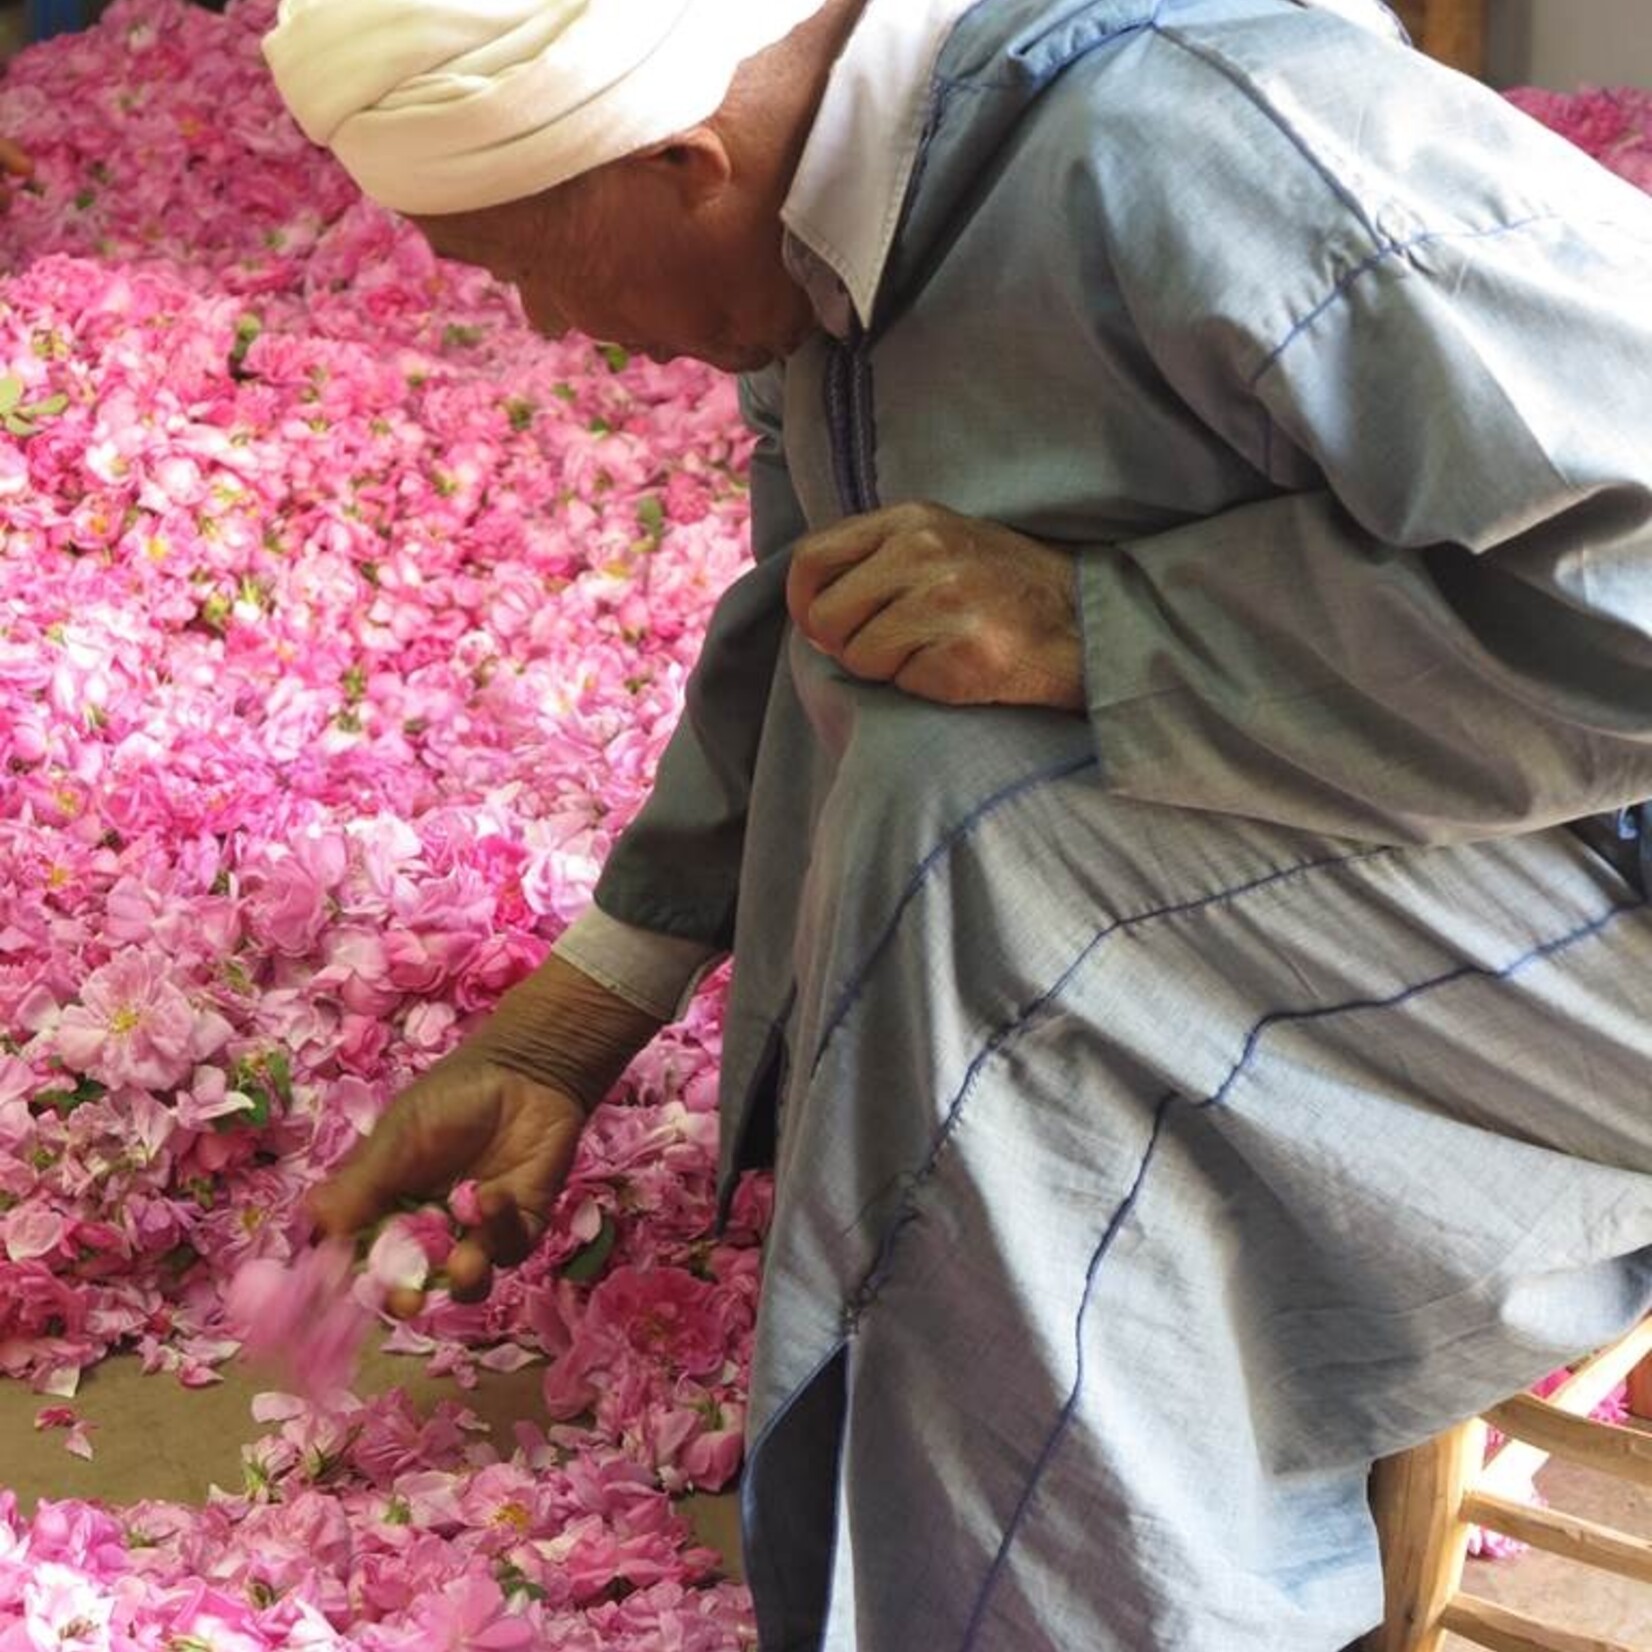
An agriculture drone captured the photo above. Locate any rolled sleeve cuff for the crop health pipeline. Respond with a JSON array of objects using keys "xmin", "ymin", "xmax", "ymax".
[{"xmin": 551, "ymin": 905, "xmax": 724, "ymax": 1024}]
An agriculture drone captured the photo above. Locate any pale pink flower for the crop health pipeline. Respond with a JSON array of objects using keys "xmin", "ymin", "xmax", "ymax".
[
  {"xmin": 1, "ymin": 1203, "xmax": 69, "ymax": 1262},
  {"xmin": 382, "ymin": 1570, "xmax": 539, "ymax": 1652},
  {"xmin": 20, "ymin": 1561, "xmax": 115, "ymax": 1651},
  {"xmin": 35, "ymin": 1407, "xmax": 97, "ymax": 1460},
  {"xmin": 54, "ymin": 950, "xmax": 232, "ymax": 1091}
]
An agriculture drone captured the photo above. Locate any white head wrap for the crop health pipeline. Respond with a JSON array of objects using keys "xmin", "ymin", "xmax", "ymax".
[{"xmin": 262, "ymin": 0, "xmax": 828, "ymax": 217}]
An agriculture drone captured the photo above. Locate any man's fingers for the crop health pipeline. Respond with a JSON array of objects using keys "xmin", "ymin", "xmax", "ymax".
[
  {"xmin": 837, "ymin": 601, "xmax": 929, "ymax": 685},
  {"xmin": 384, "ymin": 1285, "xmax": 428, "ymax": 1320},
  {"xmin": 797, "ymin": 553, "xmax": 906, "ymax": 652},
  {"xmin": 444, "ymin": 1232, "xmax": 497, "ymax": 1303},
  {"xmin": 304, "ymin": 1110, "xmax": 451, "ymax": 1241},
  {"xmin": 0, "ymin": 139, "xmax": 32, "ymax": 178},
  {"xmin": 305, "ymin": 1156, "xmax": 394, "ymax": 1242},
  {"xmin": 443, "ymin": 1191, "xmax": 541, "ymax": 1302},
  {"xmin": 474, "ymin": 1183, "xmax": 543, "ymax": 1268},
  {"xmin": 787, "ymin": 512, "xmax": 909, "ymax": 623},
  {"xmin": 443, "ymin": 1148, "xmax": 570, "ymax": 1301}
]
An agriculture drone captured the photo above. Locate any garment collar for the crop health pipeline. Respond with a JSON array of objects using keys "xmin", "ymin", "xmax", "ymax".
[
  {"xmin": 779, "ymin": 0, "xmax": 1407, "ymax": 337},
  {"xmin": 781, "ymin": 0, "xmax": 979, "ymax": 336}
]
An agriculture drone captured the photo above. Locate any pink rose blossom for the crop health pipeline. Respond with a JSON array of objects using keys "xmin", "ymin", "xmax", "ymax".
[{"xmin": 54, "ymin": 950, "xmax": 234, "ymax": 1091}]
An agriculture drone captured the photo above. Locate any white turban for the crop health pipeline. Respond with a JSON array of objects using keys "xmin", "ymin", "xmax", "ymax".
[{"xmin": 262, "ymin": 0, "xmax": 828, "ymax": 217}]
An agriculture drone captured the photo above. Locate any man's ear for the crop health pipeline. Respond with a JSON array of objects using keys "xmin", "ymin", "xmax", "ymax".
[{"xmin": 627, "ymin": 125, "xmax": 734, "ymax": 209}]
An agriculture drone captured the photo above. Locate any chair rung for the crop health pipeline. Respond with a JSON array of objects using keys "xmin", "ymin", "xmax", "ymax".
[
  {"xmin": 1463, "ymin": 1489, "xmax": 1652, "ymax": 1585},
  {"xmin": 1441, "ymin": 1592, "xmax": 1642, "ymax": 1652},
  {"xmin": 1483, "ymin": 1394, "xmax": 1652, "ymax": 1490},
  {"xmin": 1480, "ymin": 1322, "xmax": 1652, "ymax": 1500},
  {"xmin": 1556, "ymin": 1320, "xmax": 1652, "ymax": 1411}
]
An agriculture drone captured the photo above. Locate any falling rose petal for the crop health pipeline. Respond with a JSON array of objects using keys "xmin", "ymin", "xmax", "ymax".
[{"xmin": 225, "ymin": 1243, "xmax": 370, "ymax": 1400}]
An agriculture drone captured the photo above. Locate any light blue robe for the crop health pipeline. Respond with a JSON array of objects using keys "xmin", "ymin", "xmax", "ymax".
[{"xmin": 595, "ymin": 2, "xmax": 1652, "ymax": 1646}]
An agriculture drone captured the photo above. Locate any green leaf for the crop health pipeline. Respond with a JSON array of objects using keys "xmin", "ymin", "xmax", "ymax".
[
  {"xmin": 598, "ymin": 343, "xmax": 630, "ymax": 373},
  {"xmin": 213, "ymin": 1050, "xmax": 289, "ymax": 1131},
  {"xmin": 0, "ymin": 375, "xmax": 22, "ymax": 415},
  {"xmin": 264, "ymin": 1047, "xmax": 293, "ymax": 1105},
  {"xmin": 636, "ymin": 496, "xmax": 665, "ymax": 539},
  {"xmin": 34, "ymin": 1074, "xmax": 108, "ymax": 1117},
  {"xmin": 442, "ymin": 323, "xmax": 486, "ymax": 349},
  {"xmin": 20, "ymin": 392, "xmax": 68, "ymax": 419},
  {"xmin": 210, "ymin": 1089, "xmax": 268, "ymax": 1133},
  {"xmin": 5, "ymin": 414, "xmax": 38, "ymax": 437},
  {"xmin": 560, "ymin": 1213, "xmax": 618, "ymax": 1284},
  {"xmin": 228, "ymin": 312, "xmax": 263, "ymax": 379},
  {"xmin": 495, "ymin": 1560, "xmax": 547, "ymax": 1604}
]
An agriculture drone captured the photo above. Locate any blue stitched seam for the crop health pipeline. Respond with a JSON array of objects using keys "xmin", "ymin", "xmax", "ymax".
[
  {"xmin": 840, "ymin": 840, "xmax": 1394, "ymax": 1320},
  {"xmin": 1249, "ymin": 215, "xmax": 1566, "ymax": 389},
  {"xmin": 958, "ymin": 1089, "xmax": 1177, "ymax": 1650},
  {"xmin": 930, "ymin": 7, "xmax": 1161, "ymax": 93},
  {"xmin": 812, "ymin": 751, "xmax": 1101, "ymax": 1075},
  {"xmin": 1151, "ymin": 26, "xmax": 1578, "ymax": 393},
  {"xmin": 852, "ymin": 341, "xmax": 880, "ymax": 514},
  {"xmin": 1200, "ymin": 893, "xmax": 1648, "ymax": 1110},
  {"xmin": 823, "ymin": 341, "xmax": 858, "ymax": 519}
]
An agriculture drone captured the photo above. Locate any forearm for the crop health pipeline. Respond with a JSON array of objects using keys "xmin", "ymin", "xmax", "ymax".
[{"xmin": 465, "ymin": 951, "xmax": 665, "ymax": 1112}]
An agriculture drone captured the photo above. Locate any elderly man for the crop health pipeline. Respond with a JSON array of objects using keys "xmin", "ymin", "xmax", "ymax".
[{"xmin": 265, "ymin": 2, "xmax": 1652, "ymax": 1648}]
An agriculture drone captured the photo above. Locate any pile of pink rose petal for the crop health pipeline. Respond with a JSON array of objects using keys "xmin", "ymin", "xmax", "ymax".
[
  {"xmin": 0, "ymin": 0, "xmax": 763, "ymax": 1641},
  {"xmin": 1504, "ymin": 82, "xmax": 1652, "ymax": 190},
  {"xmin": 0, "ymin": 0, "xmax": 1648, "ymax": 1639}
]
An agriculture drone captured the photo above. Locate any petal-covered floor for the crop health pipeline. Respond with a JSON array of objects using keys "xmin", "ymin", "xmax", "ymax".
[{"xmin": 1, "ymin": 2, "xmax": 1650, "ymax": 1648}]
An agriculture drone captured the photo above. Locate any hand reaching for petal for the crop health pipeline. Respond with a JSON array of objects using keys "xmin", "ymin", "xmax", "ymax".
[
  {"xmin": 786, "ymin": 501, "xmax": 1085, "ymax": 711},
  {"xmin": 306, "ymin": 954, "xmax": 662, "ymax": 1313}
]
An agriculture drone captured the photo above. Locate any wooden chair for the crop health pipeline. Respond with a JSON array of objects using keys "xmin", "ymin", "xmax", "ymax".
[
  {"xmin": 1391, "ymin": 0, "xmax": 1488, "ymax": 78},
  {"xmin": 1364, "ymin": 1318, "xmax": 1652, "ymax": 1652}
]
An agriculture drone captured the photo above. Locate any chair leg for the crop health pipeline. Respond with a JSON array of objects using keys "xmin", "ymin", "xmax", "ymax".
[
  {"xmin": 1627, "ymin": 1354, "xmax": 1652, "ymax": 1423},
  {"xmin": 1362, "ymin": 1420, "xmax": 1485, "ymax": 1652}
]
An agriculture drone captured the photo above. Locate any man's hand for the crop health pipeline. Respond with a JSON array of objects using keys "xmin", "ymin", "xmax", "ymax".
[
  {"xmin": 0, "ymin": 139, "xmax": 33, "ymax": 212},
  {"xmin": 307, "ymin": 954, "xmax": 662, "ymax": 1311},
  {"xmin": 787, "ymin": 501, "xmax": 1085, "ymax": 711}
]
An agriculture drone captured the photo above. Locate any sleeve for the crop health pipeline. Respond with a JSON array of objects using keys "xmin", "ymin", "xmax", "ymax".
[
  {"xmin": 1071, "ymin": 31, "xmax": 1652, "ymax": 844},
  {"xmin": 552, "ymin": 904, "xmax": 721, "ymax": 1022},
  {"xmin": 591, "ymin": 366, "xmax": 807, "ymax": 944}
]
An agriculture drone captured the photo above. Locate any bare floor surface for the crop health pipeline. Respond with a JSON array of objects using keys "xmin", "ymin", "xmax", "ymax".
[
  {"xmin": 0, "ymin": 1342, "xmax": 744, "ymax": 1578},
  {"xmin": 5, "ymin": 1354, "xmax": 1646, "ymax": 1639}
]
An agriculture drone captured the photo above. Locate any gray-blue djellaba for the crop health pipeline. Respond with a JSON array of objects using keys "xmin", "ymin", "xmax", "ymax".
[{"xmin": 595, "ymin": 1, "xmax": 1652, "ymax": 1646}]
